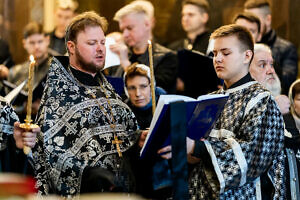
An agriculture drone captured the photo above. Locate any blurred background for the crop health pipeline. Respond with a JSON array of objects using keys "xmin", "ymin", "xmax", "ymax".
[{"xmin": 0, "ymin": 0, "xmax": 299, "ymax": 65}]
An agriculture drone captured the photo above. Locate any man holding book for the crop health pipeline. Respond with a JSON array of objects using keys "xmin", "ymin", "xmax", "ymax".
[{"xmin": 159, "ymin": 24, "xmax": 285, "ymax": 199}]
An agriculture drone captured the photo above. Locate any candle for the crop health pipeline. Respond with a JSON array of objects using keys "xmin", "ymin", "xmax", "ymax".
[
  {"xmin": 19, "ymin": 55, "xmax": 38, "ymax": 155},
  {"xmin": 26, "ymin": 55, "xmax": 35, "ymax": 123},
  {"xmin": 148, "ymin": 40, "xmax": 156, "ymax": 115}
]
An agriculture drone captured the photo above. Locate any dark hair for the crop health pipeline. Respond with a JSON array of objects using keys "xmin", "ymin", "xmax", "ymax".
[
  {"xmin": 210, "ymin": 24, "xmax": 254, "ymax": 53},
  {"xmin": 125, "ymin": 63, "xmax": 149, "ymax": 86},
  {"xmin": 182, "ymin": 0, "xmax": 210, "ymax": 13},
  {"xmin": 233, "ymin": 12, "xmax": 261, "ymax": 34},
  {"xmin": 244, "ymin": 0, "xmax": 270, "ymax": 9},
  {"xmin": 23, "ymin": 22, "xmax": 45, "ymax": 39},
  {"xmin": 65, "ymin": 11, "xmax": 108, "ymax": 48},
  {"xmin": 292, "ymin": 82, "xmax": 300, "ymax": 99}
]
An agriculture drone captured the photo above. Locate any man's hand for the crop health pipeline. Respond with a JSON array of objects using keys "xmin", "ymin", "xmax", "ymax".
[
  {"xmin": 138, "ymin": 130, "xmax": 148, "ymax": 148},
  {"xmin": 176, "ymin": 78, "xmax": 185, "ymax": 92},
  {"xmin": 13, "ymin": 121, "xmax": 40, "ymax": 149},
  {"xmin": 109, "ymin": 43, "xmax": 131, "ymax": 70},
  {"xmin": 275, "ymin": 95, "xmax": 290, "ymax": 114},
  {"xmin": 157, "ymin": 137, "xmax": 197, "ymax": 161},
  {"xmin": 157, "ymin": 145, "xmax": 172, "ymax": 159},
  {"xmin": 0, "ymin": 64, "xmax": 9, "ymax": 80}
]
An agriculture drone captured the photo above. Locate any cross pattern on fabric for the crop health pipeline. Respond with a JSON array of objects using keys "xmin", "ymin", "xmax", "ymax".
[{"xmin": 64, "ymin": 121, "xmax": 78, "ymax": 136}]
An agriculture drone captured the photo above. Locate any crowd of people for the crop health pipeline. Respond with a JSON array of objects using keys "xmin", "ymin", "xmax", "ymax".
[{"xmin": 0, "ymin": 0, "xmax": 299, "ymax": 199}]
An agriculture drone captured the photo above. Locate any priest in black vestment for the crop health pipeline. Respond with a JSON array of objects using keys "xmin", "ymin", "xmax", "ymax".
[{"xmin": 32, "ymin": 11, "xmax": 145, "ymax": 197}]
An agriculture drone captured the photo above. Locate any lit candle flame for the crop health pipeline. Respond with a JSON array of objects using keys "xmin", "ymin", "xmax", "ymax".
[
  {"xmin": 148, "ymin": 40, "xmax": 151, "ymax": 45},
  {"xmin": 19, "ymin": 54, "xmax": 38, "ymax": 155},
  {"xmin": 29, "ymin": 55, "xmax": 35, "ymax": 63}
]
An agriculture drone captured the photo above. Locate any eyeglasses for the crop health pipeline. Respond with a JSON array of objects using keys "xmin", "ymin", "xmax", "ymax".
[{"xmin": 127, "ymin": 84, "xmax": 150, "ymax": 93}]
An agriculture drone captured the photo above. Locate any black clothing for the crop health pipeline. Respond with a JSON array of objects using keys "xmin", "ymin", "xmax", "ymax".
[
  {"xmin": 260, "ymin": 29, "xmax": 298, "ymax": 95},
  {"xmin": 114, "ymin": 43, "xmax": 178, "ymax": 94},
  {"xmin": 283, "ymin": 113, "xmax": 300, "ymax": 200},
  {"xmin": 128, "ymin": 104, "xmax": 152, "ymax": 130},
  {"xmin": 0, "ymin": 99, "xmax": 33, "ymax": 175},
  {"xmin": 125, "ymin": 87, "xmax": 171, "ymax": 199},
  {"xmin": 7, "ymin": 55, "xmax": 51, "ymax": 121},
  {"xmin": 177, "ymin": 49, "xmax": 219, "ymax": 98},
  {"xmin": 0, "ymin": 39, "xmax": 14, "ymax": 67},
  {"xmin": 168, "ymin": 31, "xmax": 210, "ymax": 54},
  {"xmin": 48, "ymin": 30, "xmax": 66, "ymax": 55},
  {"xmin": 32, "ymin": 56, "xmax": 139, "ymax": 196}
]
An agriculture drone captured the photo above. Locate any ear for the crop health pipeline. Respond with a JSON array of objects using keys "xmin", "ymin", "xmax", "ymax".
[
  {"xmin": 144, "ymin": 18, "xmax": 151, "ymax": 29},
  {"xmin": 45, "ymin": 35, "xmax": 50, "ymax": 46},
  {"xmin": 244, "ymin": 50, "xmax": 253, "ymax": 65},
  {"xmin": 257, "ymin": 32, "xmax": 262, "ymax": 42},
  {"xmin": 265, "ymin": 14, "xmax": 272, "ymax": 29},
  {"xmin": 22, "ymin": 39, "xmax": 27, "ymax": 51},
  {"xmin": 67, "ymin": 40, "xmax": 75, "ymax": 55},
  {"xmin": 151, "ymin": 17, "xmax": 156, "ymax": 29},
  {"xmin": 202, "ymin": 12, "xmax": 209, "ymax": 24}
]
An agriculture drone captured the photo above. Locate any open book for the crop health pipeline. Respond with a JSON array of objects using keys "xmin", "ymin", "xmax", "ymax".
[{"xmin": 140, "ymin": 94, "xmax": 229, "ymax": 159}]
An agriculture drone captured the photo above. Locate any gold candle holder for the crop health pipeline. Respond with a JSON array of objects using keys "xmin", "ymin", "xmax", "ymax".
[
  {"xmin": 19, "ymin": 55, "xmax": 39, "ymax": 155},
  {"xmin": 148, "ymin": 40, "xmax": 156, "ymax": 115}
]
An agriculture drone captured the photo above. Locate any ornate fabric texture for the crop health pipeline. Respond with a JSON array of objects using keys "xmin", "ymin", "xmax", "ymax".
[
  {"xmin": 0, "ymin": 97, "xmax": 19, "ymax": 151},
  {"xmin": 189, "ymin": 81, "xmax": 285, "ymax": 199},
  {"xmin": 32, "ymin": 56, "xmax": 139, "ymax": 196}
]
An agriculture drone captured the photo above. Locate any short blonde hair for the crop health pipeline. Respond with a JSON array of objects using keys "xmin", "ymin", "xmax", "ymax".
[
  {"xmin": 56, "ymin": 0, "xmax": 78, "ymax": 12},
  {"xmin": 114, "ymin": 0, "xmax": 154, "ymax": 22}
]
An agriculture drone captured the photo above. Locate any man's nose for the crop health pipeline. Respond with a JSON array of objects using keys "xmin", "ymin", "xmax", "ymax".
[
  {"xmin": 123, "ymin": 29, "xmax": 129, "ymax": 38},
  {"xmin": 214, "ymin": 53, "xmax": 222, "ymax": 63},
  {"xmin": 266, "ymin": 64, "xmax": 275, "ymax": 74},
  {"xmin": 96, "ymin": 43, "xmax": 104, "ymax": 52},
  {"xmin": 33, "ymin": 42, "xmax": 40, "ymax": 49}
]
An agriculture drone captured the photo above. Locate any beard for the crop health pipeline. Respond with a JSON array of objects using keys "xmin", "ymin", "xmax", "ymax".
[
  {"xmin": 264, "ymin": 74, "xmax": 282, "ymax": 96},
  {"xmin": 75, "ymin": 46, "xmax": 105, "ymax": 74}
]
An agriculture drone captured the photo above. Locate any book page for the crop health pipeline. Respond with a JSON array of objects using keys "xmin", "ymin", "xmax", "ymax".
[
  {"xmin": 197, "ymin": 94, "xmax": 228, "ymax": 101},
  {"xmin": 103, "ymin": 37, "xmax": 121, "ymax": 69}
]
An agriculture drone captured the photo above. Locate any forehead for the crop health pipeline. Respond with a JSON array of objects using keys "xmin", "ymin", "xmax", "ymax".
[
  {"xmin": 254, "ymin": 50, "xmax": 273, "ymax": 61},
  {"xmin": 76, "ymin": 26, "xmax": 105, "ymax": 39},
  {"xmin": 56, "ymin": 8, "xmax": 74, "ymax": 16},
  {"xmin": 295, "ymin": 92, "xmax": 300, "ymax": 98},
  {"xmin": 235, "ymin": 18, "xmax": 258, "ymax": 30},
  {"xmin": 120, "ymin": 13, "xmax": 145, "ymax": 26},
  {"xmin": 25, "ymin": 33, "xmax": 46, "ymax": 41},
  {"xmin": 182, "ymin": 4, "xmax": 202, "ymax": 14},
  {"xmin": 213, "ymin": 35, "xmax": 241, "ymax": 50},
  {"xmin": 126, "ymin": 75, "xmax": 149, "ymax": 84}
]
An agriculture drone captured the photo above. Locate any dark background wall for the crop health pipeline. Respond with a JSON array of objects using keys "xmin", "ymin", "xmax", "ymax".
[{"xmin": 0, "ymin": 0, "xmax": 299, "ymax": 64}]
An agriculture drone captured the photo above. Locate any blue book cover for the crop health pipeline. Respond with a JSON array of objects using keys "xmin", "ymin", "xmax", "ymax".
[
  {"xmin": 105, "ymin": 76, "xmax": 125, "ymax": 96},
  {"xmin": 140, "ymin": 94, "xmax": 229, "ymax": 159}
]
